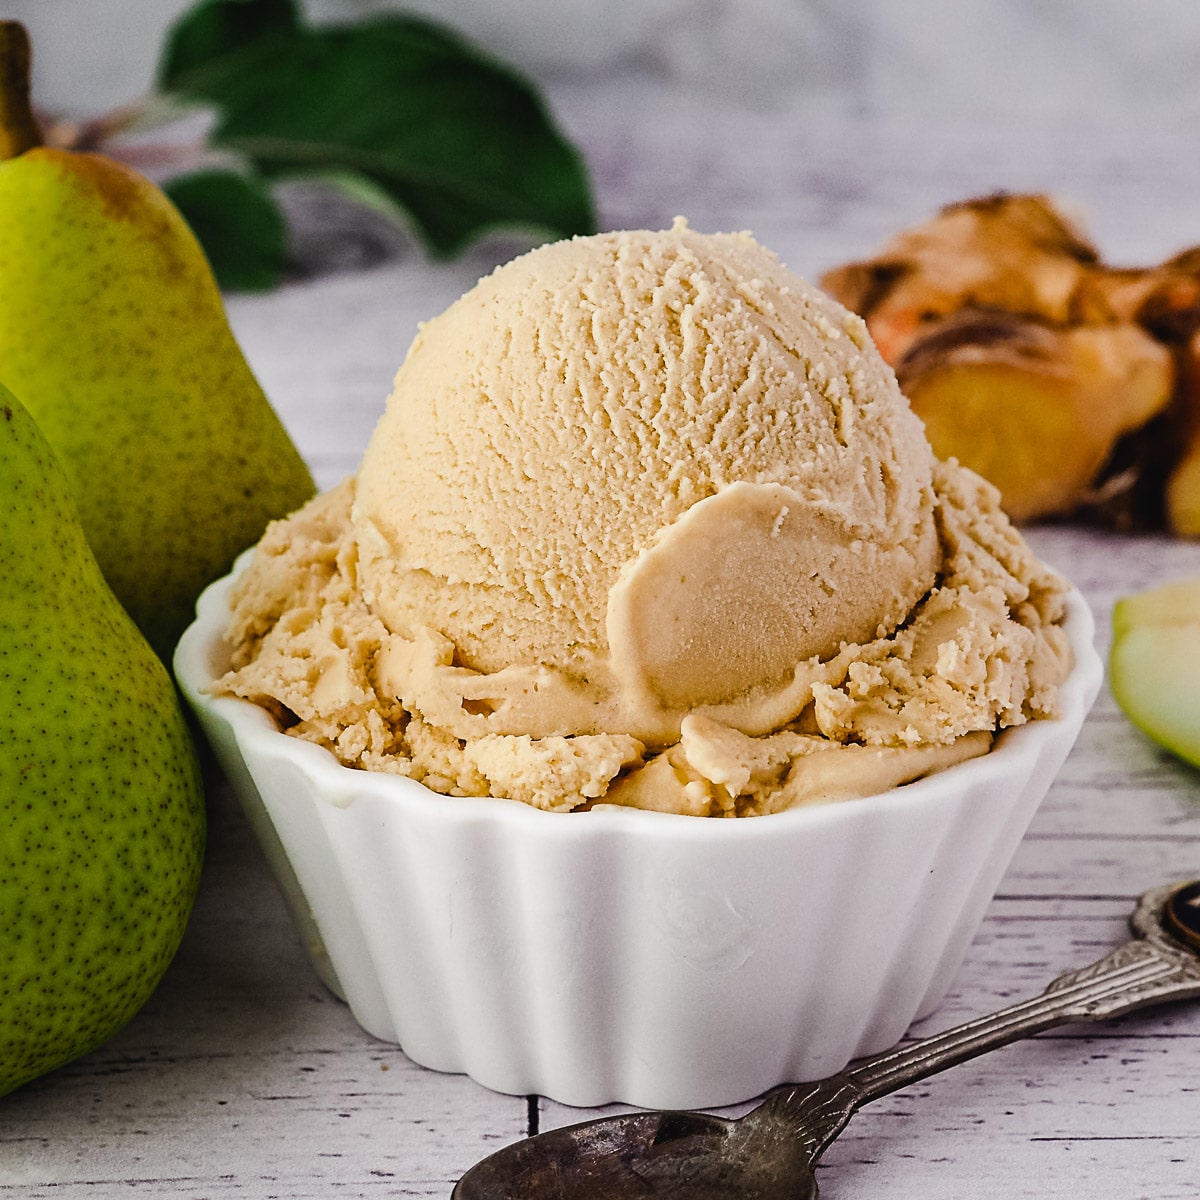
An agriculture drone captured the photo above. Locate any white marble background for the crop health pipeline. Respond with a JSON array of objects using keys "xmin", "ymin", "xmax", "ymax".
[{"xmin": 7, "ymin": 0, "xmax": 1200, "ymax": 129}]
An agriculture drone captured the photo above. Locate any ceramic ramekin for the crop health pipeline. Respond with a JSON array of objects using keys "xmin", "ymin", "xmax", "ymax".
[{"xmin": 175, "ymin": 574, "xmax": 1101, "ymax": 1109}]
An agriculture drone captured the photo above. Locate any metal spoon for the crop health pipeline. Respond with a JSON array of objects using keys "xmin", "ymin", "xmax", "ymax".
[{"xmin": 453, "ymin": 880, "xmax": 1200, "ymax": 1199}]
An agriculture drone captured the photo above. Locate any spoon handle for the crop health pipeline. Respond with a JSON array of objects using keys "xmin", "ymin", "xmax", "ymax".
[{"xmin": 760, "ymin": 915, "xmax": 1200, "ymax": 1164}]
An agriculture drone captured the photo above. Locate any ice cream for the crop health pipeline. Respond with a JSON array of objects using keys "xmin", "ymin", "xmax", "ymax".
[{"xmin": 217, "ymin": 219, "xmax": 1071, "ymax": 816}]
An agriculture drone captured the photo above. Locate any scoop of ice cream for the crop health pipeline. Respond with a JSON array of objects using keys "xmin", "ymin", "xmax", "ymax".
[
  {"xmin": 352, "ymin": 218, "xmax": 940, "ymax": 742},
  {"xmin": 217, "ymin": 220, "xmax": 1072, "ymax": 817}
]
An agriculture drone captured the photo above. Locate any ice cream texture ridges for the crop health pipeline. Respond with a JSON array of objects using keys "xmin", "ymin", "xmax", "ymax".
[{"xmin": 218, "ymin": 219, "xmax": 1071, "ymax": 816}]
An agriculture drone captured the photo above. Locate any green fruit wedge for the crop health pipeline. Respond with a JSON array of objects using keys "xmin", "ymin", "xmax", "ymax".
[{"xmin": 1110, "ymin": 577, "xmax": 1200, "ymax": 769}]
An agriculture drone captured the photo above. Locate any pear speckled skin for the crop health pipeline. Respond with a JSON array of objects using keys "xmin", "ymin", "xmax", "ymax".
[
  {"xmin": 0, "ymin": 387, "xmax": 205, "ymax": 1097},
  {"xmin": 0, "ymin": 146, "xmax": 315, "ymax": 659}
]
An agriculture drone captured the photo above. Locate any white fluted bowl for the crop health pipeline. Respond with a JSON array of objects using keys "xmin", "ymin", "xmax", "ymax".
[{"xmin": 175, "ymin": 573, "xmax": 1101, "ymax": 1109}]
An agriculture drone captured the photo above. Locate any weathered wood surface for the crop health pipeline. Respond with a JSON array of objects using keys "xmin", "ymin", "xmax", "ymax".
[{"xmin": 4, "ymin": 110, "xmax": 1200, "ymax": 1199}]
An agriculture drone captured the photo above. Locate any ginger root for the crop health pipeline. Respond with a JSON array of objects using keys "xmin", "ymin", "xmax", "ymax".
[
  {"xmin": 895, "ymin": 312, "xmax": 1172, "ymax": 523},
  {"xmin": 820, "ymin": 193, "xmax": 1100, "ymax": 364},
  {"xmin": 820, "ymin": 193, "xmax": 1200, "ymax": 534}
]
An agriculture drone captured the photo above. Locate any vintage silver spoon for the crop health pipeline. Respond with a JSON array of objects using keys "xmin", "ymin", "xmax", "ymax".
[{"xmin": 453, "ymin": 879, "xmax": 1200, "ymax": 1199}]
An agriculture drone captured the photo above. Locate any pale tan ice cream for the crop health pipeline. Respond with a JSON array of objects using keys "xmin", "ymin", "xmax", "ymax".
[{"xmin": 218, "ymin": 219, "xmax": 1071, "ymax": 816}]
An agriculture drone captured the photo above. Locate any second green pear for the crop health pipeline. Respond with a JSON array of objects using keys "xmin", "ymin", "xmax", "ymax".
[
  {"xmin": 0, "ymin": 26, "xmax": 314, "ymax": 658},
  {"xmin": 0, "ymin": 382, "xmax": 205, "ymax": 1096}
]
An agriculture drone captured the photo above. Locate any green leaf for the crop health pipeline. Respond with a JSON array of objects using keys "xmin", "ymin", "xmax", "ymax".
[
  {"xmin": 156, "ymin": 4, "xmax": 596, "ymax": 257},
  {"xmin": 164, "ymin": 168, "xmax": 287, "ymax": 292},
  {"xmin": 158, "ymin": 0, "xmax": 299, "ymax": 93}
]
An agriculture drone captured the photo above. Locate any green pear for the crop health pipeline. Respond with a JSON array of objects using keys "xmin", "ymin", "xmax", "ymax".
[
  {"xmin": 0, "ymin": 22, "xmax": 314, "ymax": 659},
  {"xmin": 1110, "ymin": 577, "xmax": 1200, "ymax": 769},
  {"xmin": 0, "ymin": 383, "xmax": 205, "ymax": 1097}
]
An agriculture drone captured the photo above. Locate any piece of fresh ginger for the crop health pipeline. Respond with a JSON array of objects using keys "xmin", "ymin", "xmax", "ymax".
[
  {"xmin": 895, "ymin": 311, "xmax": 1174, "ymax": 523},
  {"xmin": 819, "ymin": 193, "xmax": 1101, "ymax": 364},
  {"xmin": 821, "ymin": 193, "xmax": 1200, "ymax": 358},
  {"xmin": 821, "ymin": 192, "xmax": 1200, "ymax": 532}
]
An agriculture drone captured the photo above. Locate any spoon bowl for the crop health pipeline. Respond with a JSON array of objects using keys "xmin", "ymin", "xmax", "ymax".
[
  {"xmin": 455, "ymin": 1108, "xmax": 816, "ymax": 1200},
  {"xmin": 454, "ymin": 881, "xmax": 1200, "ymax": 1199}
]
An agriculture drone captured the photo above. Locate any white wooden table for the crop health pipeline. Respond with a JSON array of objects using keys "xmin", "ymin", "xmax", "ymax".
[{"xmin": 5, "ymin": 107, "xmax": 1200, "ymax": 1199}]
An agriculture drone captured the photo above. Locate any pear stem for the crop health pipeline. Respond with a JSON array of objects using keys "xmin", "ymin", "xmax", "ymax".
[{"xmin": 0, "ymin": 22, "xmax": 42, "ymax": 160}]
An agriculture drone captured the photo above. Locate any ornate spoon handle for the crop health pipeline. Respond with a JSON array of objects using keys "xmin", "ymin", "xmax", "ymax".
[{"xmin": 751, "ymin": 882, "xmax": 1200, "ymax": 1164}]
